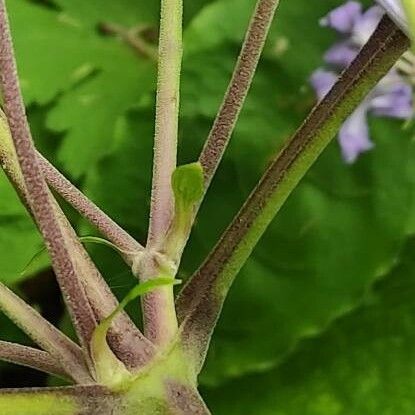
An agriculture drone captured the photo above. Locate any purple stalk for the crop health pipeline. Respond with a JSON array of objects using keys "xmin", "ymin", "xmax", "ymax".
[
  {"xmin": 198, "ymin": 0, "xmax": 280, "ymax": 188},
  {"xmin": 0, "ymin": 0, "xmax": 96, "ymax": 351},
  {"xmin": 38, "ymin": 152, "xmax": 144, "ymax": 258},
  {"xmin": 53, "ymin": 205, "xmax": 156, "ymax": 370},
  {"xmin": 177, "ymin": 16, "xmax": 409, "ymax": 371},
  {"xmin": 0, "ymin": 282, "xmax": 92, "ymax": 383},
  {"xmin": 0, "ymin": 341, "xmax": 69, "ymax": 380},
  {"xmin": 0, "ymin": 111, "xmax": 153, "ymax": 368},
  {"xmin": 142, "ymin": 0, "xmax": 183, "ymax": 346}
]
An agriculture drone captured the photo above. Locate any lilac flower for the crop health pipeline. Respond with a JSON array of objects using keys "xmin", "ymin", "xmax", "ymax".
[{"xmin": 311, "ymin": 1, "xmax": 413, "ymax": 163}]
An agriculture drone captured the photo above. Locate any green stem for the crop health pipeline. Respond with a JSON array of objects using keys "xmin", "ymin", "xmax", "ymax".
[
  {"xmin": 148, "ymin": 0, "xmax": 183, "ymax": 247},
  {"xmin": 143, "ymin": 0, "xmax": 183, "ymax": 346},
  {"xmin": 0, "ymin": 386, "xmax": 114, "ymax": 415},
  {"xmin": 176, "ymin": 16, "xmax": 409, "ymax": 371}
]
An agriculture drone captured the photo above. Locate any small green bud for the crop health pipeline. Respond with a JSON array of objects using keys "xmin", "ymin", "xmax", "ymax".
[{"xmin": 172, "ymin": 162, "xmax": 204, "ymax": 211}]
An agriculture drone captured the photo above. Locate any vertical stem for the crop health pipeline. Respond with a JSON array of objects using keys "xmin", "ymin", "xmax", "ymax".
[
  {"xmin": 143, "ymin": 0, "xmax": 183, "ymax": 345},
  {"xmin": 148, "ymin": 0, "xmax": 183, "ymax": 247}
]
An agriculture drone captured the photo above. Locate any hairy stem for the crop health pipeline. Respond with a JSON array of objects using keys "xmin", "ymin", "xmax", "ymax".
[
  {"xmin": 0, "ymin": 282, "xmax": 92, "ymax": 383},
  {"xmin": 38, "ymin": 152, "xmax": 143, "ymax": 258},
  {"xmin": 53, "ymin": 205, "xmax": 156, "ymax": 370},
  {"xmin": 0, "ymin": 341, "xmax": 69, "ymax": 380},
  {"xmin": 148, "ymin": 0, "xmax": 183, "ymax": 246},
  {"xmin": 0, "ymin": 1, "xmax": 97, "ymax": 352},
  {"xmin": 0, "ymin": 385, "xmax": 116, "ymax": 415},
  {"xmin": 176, "ymin": 16, "xmax": 409, "ymax": 371},
  {"xmin": 143, "ymin": 0, "xmax": 183, "ymax": 345},
  {"xmin": 175, "ymin": 0, "xmax": 280, "ymax": 263},
  {"xmin": 199, "ymin": 0, "xmax": 280, "ymax": 189},
  {"xmin": 0, "ymin": 107, "xmax": 154, "ymax": 370}
]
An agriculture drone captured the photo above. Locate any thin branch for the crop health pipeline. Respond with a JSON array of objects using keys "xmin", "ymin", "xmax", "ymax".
[
  {"xmin": 37, "ymin": 152, "xmax": 144, "ymax": 258},
  {"xmin": 0, "ymin": 282, "xmax": 92, "ymax": 383},
  {"xmin": 175, "ymin": 0, "xmax": 280, "ymax": 262},
  {"xmin": 142, "ymin": 0, "xmax": 183, "ymax": 346},
  {"xmin": 199, "ymin": 0, "xmax": 280, "ymax": 189},
  {"xmin": 176, "ymin": 16, "xmax": 409, "ymax": 371},
  {"xmin": 0, "ymin": 0, "xmax": 97, "ymax": 352},
  {"xmin": 0, "ymin": 110, "xmax": 155, "ymax": 370},
  {"xmin": 0, "ymin": 341, "xmax": 69, "ymax": 380},
  {"xmin": 53, "ymin": 205, "xmax": 156, "ymax": 370},
  {"xmin": 147, "ymin": 0, "xmax": 183, "ymax": 247},
  {"xmin": 99, "ymin": 22, "xmax": 158, "ymax": 62}
]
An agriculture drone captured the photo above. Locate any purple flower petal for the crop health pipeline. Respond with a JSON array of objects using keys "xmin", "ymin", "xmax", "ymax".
[
  {"xmin": 352, "ymin": 6, "xmax": 384, "ymax": 44},
  {"xmin": 312, "ymin": 0, "xmax": 414, "ymax": 164},
  {"xmin": 310, "ymin": 69, "xmax": 338, "ymax": 100},
  {"xmin": 338, "ymin": 105, "xmax": 374, "ymax": 163},
  {"xmin": 324, "ymin": 41, "xmax": 358, "ymax": 67},
  {"xmin": 320, "ymin": 1, "xmax": 362, "ymax": 33},
  {"xmin": 371, "ymin": 82, "xmax": 413, "ymax": 118}
]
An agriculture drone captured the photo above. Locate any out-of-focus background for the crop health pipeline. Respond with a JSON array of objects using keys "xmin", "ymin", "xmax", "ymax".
[{"xmin": 1, "ymin": 0, "xmax": 415, "ymax": 413}]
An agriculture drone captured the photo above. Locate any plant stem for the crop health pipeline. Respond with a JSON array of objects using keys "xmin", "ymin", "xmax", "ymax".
[
  {"xmin": 199, "ymin": 0, "xmax": 280, "ymax": 189},
  {"xmin": 0, "ymin": 282, "xmax": 92, "ymax": 383},
  {"xmin": 53, "ymin": 205, "xmax": 156, "ymax": 370},
  {"xmin": 0, "ymin": 341, "xmax": 69, "ymax": 380},
  {"xmin": 178, "ymin": 0, "xmax": 280, "ymax": 259},
  {"xmin": 176, "ymin": 16, "xmax": 409, "ymax": 371},
  {"xmin": 0, "ymin": 1, "xmax": 96, "ymax": 352},
  {"xmin": 0, "ymin": 108, "xmax": 154, "ymax": 370},
  {"xmin": 0, "ymin": 385, "xmax": 115, "ymax": 415},
  {"xmin": 38, "ymin": 152, "xmax": 144, "ymax": 258},
  {"xmin": 148, "ymin": 0, "xmax": 183, "ymax": 247},
  {"xmin": 143, "ymin": 0, "xmax": 183, "ymax": 345}
]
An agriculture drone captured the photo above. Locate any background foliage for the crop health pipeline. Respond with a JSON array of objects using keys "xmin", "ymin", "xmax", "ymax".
[{"xmin": 1, "ymin": 0, "xmax": 415, "ymax": 413}]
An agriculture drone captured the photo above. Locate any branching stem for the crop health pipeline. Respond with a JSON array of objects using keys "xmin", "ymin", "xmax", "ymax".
[
  {"xmin": 0, "ymin": 0, "xmax": 97, "ymax": 352},
  {"xmin": 176, "ymin": 16, "xmax": 409, "ymax": 371},
  {"xmin": 38, "ymin": 152, "xmax": 144, "ymax": 259},
  {"xmin": 143, "ymin": 0, "xmax": 183, "ymax": 345},
  {"xmin": 0, "ymin": 341, "xmax": 69, "ymax": 380}
]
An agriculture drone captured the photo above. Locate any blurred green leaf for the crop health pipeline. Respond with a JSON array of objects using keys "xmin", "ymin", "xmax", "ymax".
[
  {"xmin": 0, "ymin": 171, "xmax": 44, "ymax": 284},
  {"xmin": 9, "ymin": 0, "xmax": 157, "ymax": 178},
  {"xmin": 204, "ymin": 238, "xmax": 415, "ymax": 414}
]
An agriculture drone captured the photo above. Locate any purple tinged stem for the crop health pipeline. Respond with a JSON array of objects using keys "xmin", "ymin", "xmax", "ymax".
[
  {"xmin": 53, "ymin": 205, "xmax": 156, "ymax": 370},
  {"xmin": 143, "ymin": 0, "xmax": 183, "ymax": 346},
  {"xmin": 0, "ymin": 111, "xmax": 154, "ymax": 369},
  {"xmin": 198, "ymin": 0, "xmax": 280, "ymax": 189},
  {"xmin": 37, "ymin": 152, "xmax": 144, "ymax": 258},
  {"xmin": 147, "ymin": 0, "xmax": 183, "ymax": 248},
  {"xmin": 176, "ymin": 0, "xmax": 280, "ymax": 259},
  {"xmin": 0, "ymin": 1, "xmax": 96, "ymax": 352},
  {"xmin": 0, "ymin": 341, "xmax": 69, "ymax": 380},
  {"xmin": 0, "ymin": 282, "xmax": 92, "ymax": 383},
  {"xmin": 177, "ymin": 16, "xmax": 409, "ymax": 371}
]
